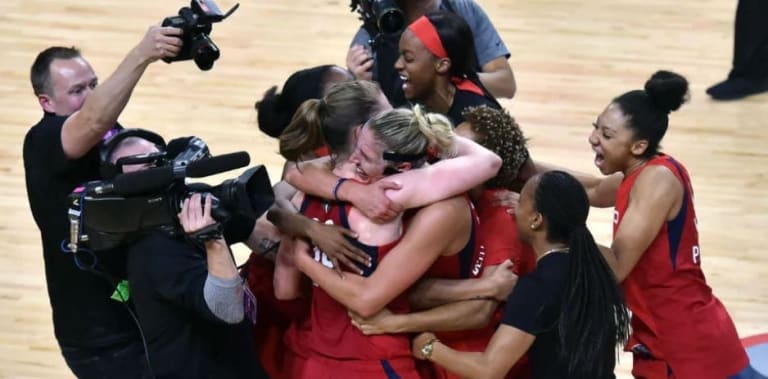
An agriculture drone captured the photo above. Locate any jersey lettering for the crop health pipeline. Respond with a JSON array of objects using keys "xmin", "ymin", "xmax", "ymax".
[
  {"xmin": 310, "ymin": 218, "xmax": 336, "ymax": 269},
  {"xmin": 692, "ymin": 245, "xmax": 700, "ymax": 265},
  {"xmin": 471, "ymin": 245, "xmax": 487, "ymax": 276}
]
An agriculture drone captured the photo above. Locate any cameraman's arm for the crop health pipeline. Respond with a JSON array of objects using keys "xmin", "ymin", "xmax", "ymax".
[
  {"xmin": 182, "ymin": 194, "xmax": 244, "ymax": 324},
  {"xmin": 61, "ymin": 25, "xmax": 183, "ymax": 159},
  {"xmin": 203, "ymin": 238, "xmax": 244, "ymax": 324}
]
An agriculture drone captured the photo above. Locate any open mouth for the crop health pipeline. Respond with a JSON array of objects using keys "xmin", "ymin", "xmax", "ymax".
[
  {"xmin": 594, "ymin": 152, "xmax": 605, "ymax": 168},
  {"xmin": 355, "ymin": 166, "xmax": 370, "ymax": 182},
  {"xmin": 399, "ymin": 74, "xmax": 409, "ymax": 91}
]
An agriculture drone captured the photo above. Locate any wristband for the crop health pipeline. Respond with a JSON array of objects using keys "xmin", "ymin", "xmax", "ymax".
[{"xmin": 332, "ymin": 178, "xmax": 348, "ymax": 202}]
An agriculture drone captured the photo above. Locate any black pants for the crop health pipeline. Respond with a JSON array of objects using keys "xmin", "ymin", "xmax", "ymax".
[
  {"xmin": 729, "ymin": 0, "xmax": 768, "ymax": 81},
  {"xmin": 61, "ymin": 339, "xmax": 147, "ymax": 379}
]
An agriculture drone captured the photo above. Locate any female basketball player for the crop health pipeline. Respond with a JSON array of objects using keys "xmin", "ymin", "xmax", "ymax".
[
  {"xmin": 348, "ymin": 106, "xmax": 535, "ymax": 379},
  {"xmin": 275, "ymin": 106, "xmax": 501, "ymax": 378},
  {"xmin": 573, "ymin": 70, "xmax": 751, "ymax": 378},
  {"xmin": 255, "ymin": 64, "xmax": 352, "ymax": 138},
  {"xmin": 396, "ymin": 11, "xmax": 500, "ymax": 127},
  {"xmin": 411, "ymin": 170, "xmax": 630, "ymax": 379}
]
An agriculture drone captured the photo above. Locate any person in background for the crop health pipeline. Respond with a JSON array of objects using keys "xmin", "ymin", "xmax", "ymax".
[{"xmin": 347, "ymin": 0, "xmax": 516, "ymax": 105}]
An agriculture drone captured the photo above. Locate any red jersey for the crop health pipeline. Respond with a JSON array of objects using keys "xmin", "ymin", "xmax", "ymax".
[
  {"xmin": 475, "ymin": 189, "xmax": 534, "ymax": 379},
  {"xmin": 476, "ymin": 189, "xmax": 536, "ymax": 277},
  {"xmin": 242, "ymin": 253, "xmax": 309, "ymax": 379},
  {"xmin": 614, "ymin": 154, "xmax": 747, "ymax": 378},
  {"xmin": 284, "ymin": 195, "xmax": 417, "ymax": 378},
  {"xmin": 425, "ymin": 194, "xmax": 532, "ymax": 379}
]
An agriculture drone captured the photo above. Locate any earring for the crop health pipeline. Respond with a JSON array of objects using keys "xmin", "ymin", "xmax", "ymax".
[{"xmin": 530, "ymin": 224, "xmax": 536, "ymax": 230}]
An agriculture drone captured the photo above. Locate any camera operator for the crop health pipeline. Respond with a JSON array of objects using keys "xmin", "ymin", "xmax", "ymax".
[
  {"xmin": 347, "ymin": 0, "xmax": 516, "ymax": 105},
  {"xmin": 23, "ymin": 26, "xmax": 182, "ymax": 377},
  {"xmin": 102, "ymin": 135, "xmax": 267, "ymax": 378}
]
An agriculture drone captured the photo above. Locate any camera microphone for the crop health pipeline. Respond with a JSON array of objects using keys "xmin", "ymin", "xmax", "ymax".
[
  {"xmin": 98, "ymin": 151, "xmax": 251, "ymax": 196},
  {"xmin": 90, "ymin": 168, "xmax": 175, "ymax": 196},
  {"xmin": 185, "ymin": 151, "xmax": 250, "ymax": 178}
]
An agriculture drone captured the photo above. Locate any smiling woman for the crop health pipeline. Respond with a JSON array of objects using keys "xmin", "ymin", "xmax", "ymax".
[{"xmin": 395, "ymin": 11, "xmax": 499, "ymax": 127}]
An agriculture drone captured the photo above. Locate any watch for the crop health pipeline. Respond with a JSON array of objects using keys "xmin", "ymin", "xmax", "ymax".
[{"xmin": 420, "ymin": 338, "xmax": 438, "ymax": 359}]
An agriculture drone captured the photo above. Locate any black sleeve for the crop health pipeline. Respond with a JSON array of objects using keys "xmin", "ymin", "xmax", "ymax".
[
  {"xmin": 131, "ymin": 233, "xmax": 224, "ymax": 324},
  {"xmin": 501, "ymin": 276, "xmax": 553, "ymax": 335},
  {"xmin": 31, "ymin": 116, "xmax": 80, "ymax": 174}
]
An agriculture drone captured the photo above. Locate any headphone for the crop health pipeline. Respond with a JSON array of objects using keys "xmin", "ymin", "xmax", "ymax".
[{"xmin": 99, "ymin": 128, "xmax": 167, "ymax": 179}]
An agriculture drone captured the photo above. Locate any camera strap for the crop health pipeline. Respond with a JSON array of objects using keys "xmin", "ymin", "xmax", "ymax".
[{"xmin": 191, "ymin": 223, "xmax": 224, "ymax": 243}]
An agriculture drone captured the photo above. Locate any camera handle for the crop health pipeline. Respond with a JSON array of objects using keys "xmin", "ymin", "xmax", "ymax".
[
  {"xmin": 221, "ymin": 3, "xmax": 239, "ymax": 20},
  {"xmin": 368, "ymin": 35, "xmax": 381, "ymax": 81},
  {"xmin": 67, "ymin": 207, "xmax": 81, "ymax": 253}
]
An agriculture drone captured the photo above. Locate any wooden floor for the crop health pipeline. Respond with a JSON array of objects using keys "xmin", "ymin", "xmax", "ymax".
[{"xmin": 1, "ymin": 0, "xmax": 766, "ymax": 377}]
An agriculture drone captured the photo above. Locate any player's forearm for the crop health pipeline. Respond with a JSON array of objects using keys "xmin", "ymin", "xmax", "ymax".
[
  {"xmin": 284, "ymin": 158, "xmax": 338, "ymax": 199},
  {"xmin": 409, "ymin": 277, "xmax": 496, "ymax": 310},
  {"xmin": 396, "ymin": 300, "xmax": 497, "ymax": 333},
  {"xmin": 267, "ymin": 207, "xmax": 312, "ymax": 238},
  {"xmin": 295, "ymin": 252, "xmax": 380, "ymax": 315}
]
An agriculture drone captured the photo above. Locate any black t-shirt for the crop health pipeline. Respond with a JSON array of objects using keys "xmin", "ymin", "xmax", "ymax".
[
  {"xmin": 502, "ymin": 253, "xmax": 615, "ymax": 379},
  {"xmin": 126, "ymin": 231, "xmax": 264, "ymax": 378},
  {"xmin": 445, "ymin": 87, "xmax": 500, "ymax": 127},
  {"xmin": 23, "ymin": 113, "xmax": 137, "ymax": 347}
]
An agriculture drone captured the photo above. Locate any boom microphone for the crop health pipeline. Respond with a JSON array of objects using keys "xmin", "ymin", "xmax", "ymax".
[
  {"xmin": 185, "ymin": 151, "xmax": 250, "ymax": 178},
  {"xmin": 98, "ymin": 151, "xmax": 251, "ymax": 196}
]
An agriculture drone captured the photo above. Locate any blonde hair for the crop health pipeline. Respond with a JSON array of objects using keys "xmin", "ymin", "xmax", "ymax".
[{"xmin": 367, "ymin": 105, "xmax": 454, "ymax": 167}]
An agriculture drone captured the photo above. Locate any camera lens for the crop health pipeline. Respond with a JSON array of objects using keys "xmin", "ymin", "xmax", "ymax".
[
  {"xmin": 372, "ymin": 0, "xmax": 405, "ymax": 36},
  {"xmin": 191, "ymin": 34, "xmax": 220, "ymax": 71},
  {"xmin": 378, "ymin": 9, "xmax": 405, "ymax": 35}
]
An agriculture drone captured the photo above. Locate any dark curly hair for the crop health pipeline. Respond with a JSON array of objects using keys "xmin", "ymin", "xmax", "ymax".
[{"xmin": 461, "ymin": 105, "xmax": 527, "ymax": 189}]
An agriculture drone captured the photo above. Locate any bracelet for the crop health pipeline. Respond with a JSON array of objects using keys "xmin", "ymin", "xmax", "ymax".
[{"xmin": 332, "ymin": 178, "xmax": 348, "ymax": 202}]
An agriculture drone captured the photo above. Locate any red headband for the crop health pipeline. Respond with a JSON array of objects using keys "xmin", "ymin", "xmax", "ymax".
[
  {"xmin": 408, "ymin": 16, "xmax": 447, "ymax": 59},
  {"xmin": 408, "ymin": 15, "xmax": 484, "ymax": 97}
]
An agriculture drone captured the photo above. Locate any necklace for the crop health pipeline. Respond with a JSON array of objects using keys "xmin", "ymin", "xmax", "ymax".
[{"xmin": 537, "ymin": 248, "xmax": 569, "ymax": 262}]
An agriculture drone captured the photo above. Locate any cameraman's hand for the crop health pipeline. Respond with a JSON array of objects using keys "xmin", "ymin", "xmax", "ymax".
[
  {"xmin": 179, "ymin": 193, "xmax": 217, "ymax": 234},
  {"xmin": 135, "ymin": 25, "xmax": 184, "ymax": 64},
  {"xmin": 346, "ymin": 45, "xmax": 373, "ymax": 81}
]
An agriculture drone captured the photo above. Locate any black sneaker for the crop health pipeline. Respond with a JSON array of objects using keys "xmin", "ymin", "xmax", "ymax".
[{"xmin": 706, "ymin": 77, "xmax": 768, "ymax": 100}]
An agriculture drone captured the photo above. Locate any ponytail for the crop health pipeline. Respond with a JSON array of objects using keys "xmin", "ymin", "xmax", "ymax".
[
  {"xmin": 278, "ymin": 99, "xmax": 326, "ymax": 162},
  {"xmin": 558, "ymin": 225, "xmax": 630, "ymax": 378},
  {"xmin": 369, "ymin": 105, "xmax": 455, "ymax": 166},
  {"xmin": 534, "ymin": 171, "xmax": 630, "ymax": 378},
  {"xmin": 412, "ymin": 105, "xmax": 454, "ymax": 155},
  {"xmin": 256, "ymin": 85, "xmax": 289, "ymax": 138}
]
